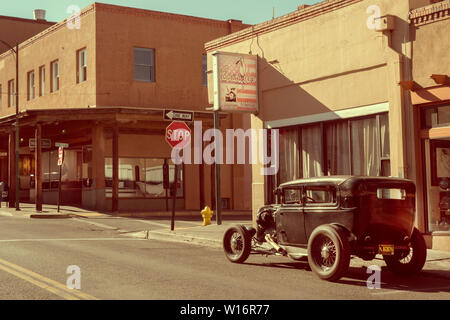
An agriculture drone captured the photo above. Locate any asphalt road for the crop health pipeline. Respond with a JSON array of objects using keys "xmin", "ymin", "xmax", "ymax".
[{"xmin": 0, "ymin": 214, "xmax": 449, "ymax": 300}]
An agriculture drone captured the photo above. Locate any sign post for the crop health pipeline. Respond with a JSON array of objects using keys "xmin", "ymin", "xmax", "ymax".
[
  {"xmin": 165, "ymin": 121, "xmax": 191, "ymax": 230},
  {"xmin": 57, "ymin": 146, "xmax": 64, "ymax": 213},
  {"xmin": 210, "ymin": 52, "xmax": 259, "ymax": 224},
  {"xmin": 213, "ymin": 111, "xmax": 222, "ymax": 225}
]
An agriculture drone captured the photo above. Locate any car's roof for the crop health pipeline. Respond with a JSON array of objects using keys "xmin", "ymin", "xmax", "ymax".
[{"xmin": 279, "ymin": 175, "xmax": 414, "ymax": 188}]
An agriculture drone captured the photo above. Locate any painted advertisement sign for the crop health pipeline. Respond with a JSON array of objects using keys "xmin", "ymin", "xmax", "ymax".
[{"xmin": 212, "ymin": 52, "xmax": 258, "ymax": 113}]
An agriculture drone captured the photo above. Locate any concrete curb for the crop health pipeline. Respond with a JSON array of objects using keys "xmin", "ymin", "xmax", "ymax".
[
  {"xmin": 29, "ymin": 214, "xmax": 75, "ymax": 219},
  {"xmin": 123, "ymin": 229, "xmax": 223, "ymax": 248}
]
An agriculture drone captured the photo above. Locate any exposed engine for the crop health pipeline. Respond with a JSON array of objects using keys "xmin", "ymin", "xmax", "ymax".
[{"xmin": 255, "ymin": 206, "xmax": 277, "ymax": 242}]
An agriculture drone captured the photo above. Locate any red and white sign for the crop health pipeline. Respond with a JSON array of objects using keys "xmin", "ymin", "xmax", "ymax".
[
  {"xmin": 165, "ymin": 121, "xmax": 191, "ymax": 149},
  {"xmin": 212, "ymin": 51, "xmax": 258, "ymax": 113},
  {"xmin": 57, "ymin": 147, "xmax": 63, "ymax": 166}
]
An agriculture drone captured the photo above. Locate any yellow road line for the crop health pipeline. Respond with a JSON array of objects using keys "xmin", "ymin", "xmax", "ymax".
[
  {"xmin": 0, "ymin": 257, "xmax": 99, "ymax": 300},
  {"xmin": 0, "ymin": 263, "xmax": 79, "ymax": 300}
]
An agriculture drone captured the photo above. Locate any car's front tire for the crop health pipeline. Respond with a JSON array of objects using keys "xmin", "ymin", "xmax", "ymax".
[
  {"xmin": 307, "ymin": 225, "xmax": 351, "ymax": 282},
  {"xmin": 223, "ymin": 225, "xmax": 252, "ymax": 263},
  {"xmin": 383, "ymin": 228, "xmax": 427, "ymax": 276}
]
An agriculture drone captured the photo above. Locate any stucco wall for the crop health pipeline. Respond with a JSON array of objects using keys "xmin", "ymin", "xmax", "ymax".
[
  {"xmin": 94, "ymin": 4, "xmax": 246, "ymax": 110},
  {"xmin": 0, "ymin": 7, "xmax": 96, "ymax": 117},
  {"xmin": 412, "ymin": 12, "xmax": 450, "ymax": 88},
  {"xmin": 207, "ymin": 0, "xmax": 419, "ymax": 122}
]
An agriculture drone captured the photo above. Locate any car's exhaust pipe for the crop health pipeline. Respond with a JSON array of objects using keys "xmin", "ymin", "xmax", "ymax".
[{"xmin": 265, "ymin": 234, "xmax": 286, "ymax": 255}]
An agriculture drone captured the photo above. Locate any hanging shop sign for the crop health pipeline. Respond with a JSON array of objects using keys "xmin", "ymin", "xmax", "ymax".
[{"xmin": 212, "ymin": 51, "xmax": 258, "ymax": 113}]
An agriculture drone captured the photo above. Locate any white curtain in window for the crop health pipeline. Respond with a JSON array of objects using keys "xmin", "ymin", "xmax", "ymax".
[
  {"xmin": 351, "ymin": 118, "xmax": 380, "ymax": 176},
  {"xmin": 326, "ymin": 122, "xmax": 350, "ymax": 175},
  {"xmin": 302, "ymin": 125, "xmax": 323, "ymax": 178},
  {"xmin": 279, "ymin": 129, "xmax": 299, "ymax": 183}
]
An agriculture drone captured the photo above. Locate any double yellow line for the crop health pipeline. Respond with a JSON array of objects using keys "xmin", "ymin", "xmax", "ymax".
[{"xmin": 0, "ymin": 257, "xmax": 99, "ymax": 300}]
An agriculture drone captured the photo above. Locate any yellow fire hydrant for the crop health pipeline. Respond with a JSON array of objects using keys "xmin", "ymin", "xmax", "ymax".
[{"xmin": 201, "ymin": 206, "xmax": 214, "ymax": 226}]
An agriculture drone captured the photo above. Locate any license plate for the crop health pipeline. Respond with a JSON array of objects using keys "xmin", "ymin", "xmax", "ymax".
[{"xmin": 379, "ymin": 244, "xmax": 394, "ymax": 255}]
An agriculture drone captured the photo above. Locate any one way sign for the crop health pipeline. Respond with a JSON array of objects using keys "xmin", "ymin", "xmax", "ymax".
[{"xmin": 164, "ymin": 109, "xmax": 194, "ymax": 122}]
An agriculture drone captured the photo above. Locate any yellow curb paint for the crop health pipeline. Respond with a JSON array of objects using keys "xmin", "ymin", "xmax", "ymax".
[{"xmin": 0, "ymin": 257, "xmax": 99, "ymax": 300}]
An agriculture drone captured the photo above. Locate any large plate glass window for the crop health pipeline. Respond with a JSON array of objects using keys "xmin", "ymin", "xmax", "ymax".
[{"xmin": 105, "ymin": 157, "xmax": 183, "ymax": 199}]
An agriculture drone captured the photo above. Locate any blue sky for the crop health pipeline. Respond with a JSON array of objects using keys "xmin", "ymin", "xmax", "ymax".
[{"xmin": 1, "ymin": 0, "xmax": 322, "ymax": 25}]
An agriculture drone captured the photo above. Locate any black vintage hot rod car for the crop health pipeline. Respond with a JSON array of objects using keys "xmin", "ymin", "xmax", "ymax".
[{"xmin": 223, "ymin": 176, "xmax": 427, "ymax": 282}]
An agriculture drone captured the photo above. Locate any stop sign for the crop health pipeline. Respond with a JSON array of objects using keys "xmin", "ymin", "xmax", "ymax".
[{"xmin": 166, "ymin": 121, "xmax": 191, "ymax": 149}]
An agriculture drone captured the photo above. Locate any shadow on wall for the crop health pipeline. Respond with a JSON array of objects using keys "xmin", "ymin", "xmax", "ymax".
[
  {"xmin": 257, "ymin": 56, "xmax": 331, "ymax": 122},
  {"xmin": 255, "ymin": 14, "xmax": 416, "ymax": 123}
]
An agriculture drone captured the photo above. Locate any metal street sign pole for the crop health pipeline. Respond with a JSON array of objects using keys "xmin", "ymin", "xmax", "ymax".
[
  {"xmin": 170, "ymin": 164, "xmax": 178, "ymax": 231},
  {"xmin": 214, "ymin": 110, "xmax": 222, "ymax": 225},
  {"xmin": 15, "ymin": 43, "xmax": 20, "ymax": 211},
  {"xmin": 57, "ymin": 147, "xmax": 64, "ymax": 213}
]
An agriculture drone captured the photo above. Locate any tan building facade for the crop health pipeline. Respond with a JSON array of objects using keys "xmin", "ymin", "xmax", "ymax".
[
  {"xmin": 206, "ymin": 0, "xmax": 450, "ymax": 250},
  {"xmin": 0, "ymin": 3, "xmax": 251, "ymax": 214}
]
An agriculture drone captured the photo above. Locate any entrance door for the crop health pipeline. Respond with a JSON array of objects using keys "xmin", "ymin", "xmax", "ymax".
[
  {"xmin": 420, "ymin": 104, "xmax": 450, "ymax": 234},
  {"xmin": 276, "ymin": 187, "xmax": 307, "ymax": 245},
  {"xmin": 424, "ymin": 138, "xmax": 450, "ymax": 232}
]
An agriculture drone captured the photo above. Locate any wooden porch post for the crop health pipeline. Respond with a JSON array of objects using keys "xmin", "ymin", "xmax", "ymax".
[
  {"xmin": 35, "ymin": 123, "xmax": 42, "ymax": 212},
  {"xmin": 8, "ymin": 130, "xmax": 16, "ymax": 208},
  {"xmin": 112, "ymin": 125, "xmax": 119, "ymax": 213}
]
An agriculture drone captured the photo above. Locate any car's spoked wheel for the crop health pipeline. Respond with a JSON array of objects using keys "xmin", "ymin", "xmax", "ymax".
[
  {"xmin": 399, "ymin": 248, "xmax": 414, "ymax": 264},
  {"xmin": 312, "ymin": 236, "xmax": 337, "ymax": 272},
  {"xmin": 223, "ymin": 225, "xmax": 251, "ymax": 263},
  {"xmin": 229, "ymin": 232, "xmax": 243, "ymax": 258},
  {"xmin": 384, "ymin": 228, "xmax": 427, "ymax": 276},
  {"xmin": 307, "ymin": 225, "xmax": 350, "ymax": 281}
]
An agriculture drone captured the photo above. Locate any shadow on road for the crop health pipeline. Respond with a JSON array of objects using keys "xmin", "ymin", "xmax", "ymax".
[{"xmin": 242, "ymin": 259, "xmax": 450, "ymax": 294}]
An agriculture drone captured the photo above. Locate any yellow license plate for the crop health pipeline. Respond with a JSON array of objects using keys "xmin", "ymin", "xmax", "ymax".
[{"xmin": 379, "ymin": 244, "xmax": 395, "ymax": 255}]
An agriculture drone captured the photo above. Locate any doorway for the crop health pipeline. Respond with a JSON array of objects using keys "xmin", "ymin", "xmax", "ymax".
[{"xmin": 421, "ymin": 104, "xmax": 450, "ymax": 233}]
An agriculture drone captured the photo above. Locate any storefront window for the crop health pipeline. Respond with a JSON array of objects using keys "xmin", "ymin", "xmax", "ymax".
[
  {"xmin": 276, "ymin": 113, "xmax": 390, "ymax": 186},
  {"xmin": 279, "ymin": 129, "xmax": 300, "ymax": 184},
  {"xmin": 41, "ymin": 150, "xmax": 80, "ymax": 189},
  {"xmin": 350, "ymin": 117, "xmax": 380, "ymax": 176},
  {"xmin": 302, "ymin": 125, "xmax": 323, "ymax": 178},
  {"xmin": 421, "ymin": 105, "xmax": 450, "ymax": 233},
  {"xmin": 105, "ymin": 157, "xmax": 183, "ymax": 198},
  {"xmin": 326, "ymin": 122, "xmax": 350, "ymax": 175},
  {"xmin": 421, "ymin": 104, "xmax": 450, "ymax": 129}
]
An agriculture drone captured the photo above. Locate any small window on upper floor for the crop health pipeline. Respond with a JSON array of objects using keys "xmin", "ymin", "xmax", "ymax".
[
  {"xmin": 202, "ymin": 54, "xmax": 207, "ymax": 87},
  {"xmin": 27, "ymin": 70, "xmax": 35, "ymax": 101},
  {"xmin": 39, "ymin": 65, "xmax": 45, "ymax": 97},
  {"xmin": 77, "ymin": 48, "xmax": 87, "ymax": 83},
  {"xmin": 8, "ymin": 79, "xmax": 15, "ymax": 107},
  {"xmin": 134, "ymin": 47, "xmax": 155, "ymax": 82},
  {"xmin": 51, "ymin": 60, "xmax": 59, "ymax": 92}
]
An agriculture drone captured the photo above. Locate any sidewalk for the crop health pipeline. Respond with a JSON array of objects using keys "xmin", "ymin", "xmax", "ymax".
[{"xmin": 0, "ymin": 202, "xmax": 252, "ymax": 219}]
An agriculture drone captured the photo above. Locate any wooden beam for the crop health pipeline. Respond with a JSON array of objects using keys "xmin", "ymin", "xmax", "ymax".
[
  {"xmin": 112, "ymin": 125, "xmax": 119, "ymax": 213},
  {"xmin": 35, "ymin": 124, "xmax": 42, "ymax": 212},
  {"xmin": 8, "ymin": 130, "xmax": 15, "ymax": 208}
]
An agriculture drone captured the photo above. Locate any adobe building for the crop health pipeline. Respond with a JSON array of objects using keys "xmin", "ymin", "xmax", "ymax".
[
  {"xmin": 0, "ymin": 11, "xmax": 55, "ymax": 54},
  {"xmin": 206, "ymin": 0, "xmax": 450, "ymax": 250},
  {"xmin": 0, "ymin": 3, "xmax": 251, "ymax": 213}
]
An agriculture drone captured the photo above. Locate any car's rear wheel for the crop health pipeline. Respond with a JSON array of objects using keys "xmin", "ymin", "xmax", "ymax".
[
  {"xmin": 307, "ymin": 225, "xmax": 351, "ymax": 282},
  {"xmin": 223, "ymin": 225, "xmax": 251, "ymax": 263},
  {"xmin": 383, "ymin": 228, "xmax": 427, "ymax": 276}
]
